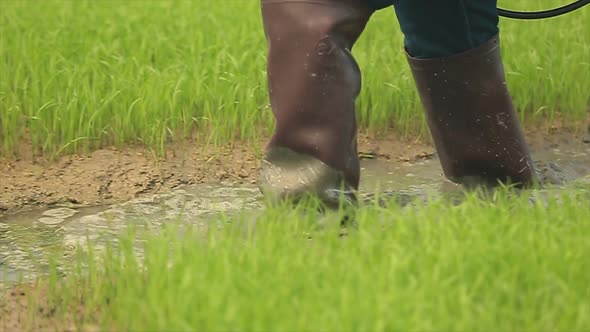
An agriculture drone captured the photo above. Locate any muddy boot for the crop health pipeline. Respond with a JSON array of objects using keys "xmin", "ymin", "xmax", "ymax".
[
  {"xmin": 257, "ymin": 0, "xmax": 373, "ymax": 208},
  {"xmin": 407, "ymin": 35, "xmax": 536, "ymax": 188}
]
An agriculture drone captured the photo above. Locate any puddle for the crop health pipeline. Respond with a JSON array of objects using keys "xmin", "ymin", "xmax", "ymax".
[
  {"xmin": 0, "ymin": 185, "xmax": 263, "ymax": 283},
  {"xmin": 1, "ymin": 143, "xmax": 589, "ymax": 282}
]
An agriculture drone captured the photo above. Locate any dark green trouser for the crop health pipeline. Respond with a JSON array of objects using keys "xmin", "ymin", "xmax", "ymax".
[{"xmin": 366, "ymin": 0, "xmax": 499, "ymax": 58}]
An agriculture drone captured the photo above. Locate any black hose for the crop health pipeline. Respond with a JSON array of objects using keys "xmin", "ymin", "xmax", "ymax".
[{"xmin": 498, "ymin": 0, "xmax": 590, "ymax": 19}]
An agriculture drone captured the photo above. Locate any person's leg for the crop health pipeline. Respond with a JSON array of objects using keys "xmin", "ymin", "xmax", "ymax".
[
  {"xmin": 365, "ymin": 0, "xmax": 394, "ymax": 10},
  {"xmin": 394, "ymin": 0, "xmax": 536, "ymax": 187},
  {"xmin": 394, "ymin": 1, "xmax": 500, "ymax": 59},
  {"xmin": 258, "ymin": 0, "xmax": 374, "ymax": 207}
]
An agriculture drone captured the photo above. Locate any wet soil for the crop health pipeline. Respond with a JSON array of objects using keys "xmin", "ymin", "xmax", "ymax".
[
  {"xmin": 1, "ymin": 284, "xmax": 68, "ymax": 332},
  {"xmin": 0, "ymin": 283, "xmax": 99, "ymax": 332},
  {"xmin": 0, "ymin": 134, "xmax": 435, "ymax": 217},
  {"xmin": 2, "ymin": 128, "xmax": 589, "ymax": 217}
]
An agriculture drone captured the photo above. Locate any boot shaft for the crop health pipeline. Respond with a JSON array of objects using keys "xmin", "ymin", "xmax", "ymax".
[{"xmin": 407, "ymin": 35, "xmax": 535, "ymax": 186}]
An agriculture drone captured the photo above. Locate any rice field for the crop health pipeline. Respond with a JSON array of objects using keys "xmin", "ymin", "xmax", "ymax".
[
  {"xmin": 1, "ymin": 0, "xmax": 589, "ymax": 157},
  {"xmin": 2, "ymin": 1, "xmax": 590, "ymax": 330},
  {"xmin": 14, "ymin": 189, "xmax": 590, "ymax": 331}
]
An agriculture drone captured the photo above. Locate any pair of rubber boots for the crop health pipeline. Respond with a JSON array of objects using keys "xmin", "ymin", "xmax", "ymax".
[{"xmin": 257, "ymin": 0, "xmax": 536, "ymax": 207}]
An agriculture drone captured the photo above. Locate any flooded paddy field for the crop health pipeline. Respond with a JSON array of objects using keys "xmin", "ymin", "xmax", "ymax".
[
  {"xmin": 1, "ymin": 133, "xmax": 589, "ymax": 330},
  {"xmin": 1, "ymin": 124, "xmax": 588, "ymax": 332},
  {"xmin": 2, "ymin": 133, "xmax": 589, "ymax": 283},
  {"xmin": 1, "ymin": 146, "xmax": 588, "ymax": 330}
]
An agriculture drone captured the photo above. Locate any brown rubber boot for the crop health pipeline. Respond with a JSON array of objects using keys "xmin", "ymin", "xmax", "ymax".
[
  {"xmin": 258, "ymin": 0, "xmax": 373, "ymax": 207},
  {"xmin": 407, "ymin": 35, "xmax": 536, "ymax": 187}
]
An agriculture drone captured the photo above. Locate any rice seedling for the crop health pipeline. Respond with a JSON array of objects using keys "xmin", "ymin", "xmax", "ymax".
[
  {"xmin": 0, "ymin": 0, "xmax": 588, "ymax": 157},
  {"xmin": 16, "ymin": 188, "xmax": 590, "ymax": 331}
]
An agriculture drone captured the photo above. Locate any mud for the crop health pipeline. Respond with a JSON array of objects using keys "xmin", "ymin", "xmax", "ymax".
[
  {"xmin": 0, "ymin": 134, "xmax": 434, "ymax": 217},
  {"xmin": 0, "ymin": 143, "xmax": 261, "ymax": 217},
  {"xmin": 0, "ymin": 284, "xmax": 95, "ymax": 332},
  {"xmin": 4, "ymin": 129, "xmax": 587, "ymax": 217}
]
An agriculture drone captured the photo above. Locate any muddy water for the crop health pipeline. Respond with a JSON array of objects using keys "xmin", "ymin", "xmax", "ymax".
[{"xmin": 1, "ymin": 143, "xmax": 589, "ymax": 282}]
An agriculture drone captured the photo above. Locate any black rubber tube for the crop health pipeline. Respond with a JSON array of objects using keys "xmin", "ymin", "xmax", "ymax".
[{"xmin": 498, "ymin": 0, "xmax": 590, "ymax": 19}]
